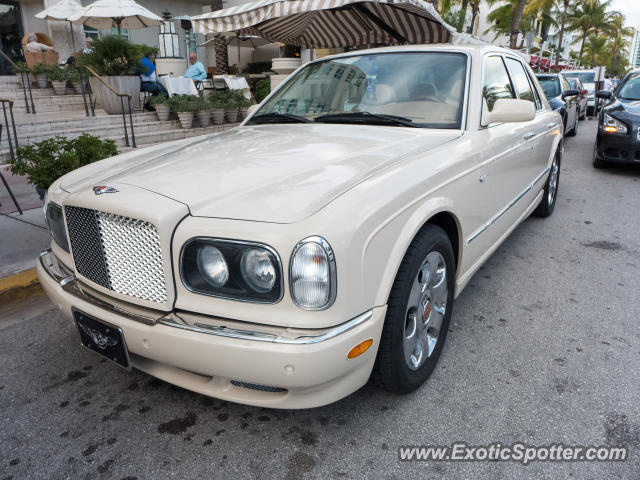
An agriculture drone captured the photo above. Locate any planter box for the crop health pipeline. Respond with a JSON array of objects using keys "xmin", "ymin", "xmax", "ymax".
[
  {"xmin": 89, "ymin": 76, "xmax": 140, "ymax": 115},
  {"xmin": 35, "ymin": 74, "xmax": 48, "ymax": 89},
  {"xmin": 197, "ymin": 110, "xmax": 211, "ymax": 127},
  {"xmin": 51, "ymin": 81, "xmax": 67, "ymax": 95},
  {"xmin": 156, "ymin": 104, "xmax": 171, "ymax": 122},
  {"xmin": 225, "ymin": 109, "xmax": 238, "ymax": 123},
  {"xmin": 177, "ymin": 112, "xmax": 194, "ymax": 129},
  {"xmin": 239, "ymin": 107, "xmax": 249, "ymax": 120},
  {"xmin": 212, "ymin": 109, "xmax": 225, "ymax": 125}
]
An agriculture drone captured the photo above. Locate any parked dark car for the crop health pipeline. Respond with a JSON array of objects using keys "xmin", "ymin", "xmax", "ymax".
[
  {"xmin": 536, "ymin": 73, "xmax": 580, "ymax": 137},
  {"xmin": 593, "ymin": 69, "xmax": 640, "ymax": 168},
  {"xmin": 567, "ymin": 78, "xmax": 587, "ymax": 120}
]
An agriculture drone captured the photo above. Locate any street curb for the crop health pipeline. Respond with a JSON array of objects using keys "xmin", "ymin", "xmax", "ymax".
[{"xmin": 0, "ymin": 268, "xmax": 40, "ymax": 296}]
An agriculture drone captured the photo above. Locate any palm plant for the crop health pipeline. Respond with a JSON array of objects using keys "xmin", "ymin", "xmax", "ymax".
[
  {"xmin": 607, "ymin": 12, "xmax": 634, "ymax": 73},
  {"xmin": 566, "ymin": 0, "xmax": 616, "ymax": 61}
]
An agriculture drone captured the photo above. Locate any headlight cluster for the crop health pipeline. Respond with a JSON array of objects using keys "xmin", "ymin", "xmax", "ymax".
[
  {"xmin": 181, "ymin": 239, "xmax": 282, "ymax": 303},
  {"xmin": 602, "ymin": 113, "xmax": 628, "ymax": 135},
  {"xmin": 181, "ymin": 236, "xmax": 337, "ymax": 309},
  {"xmin": 45, "ymin": 202, "xmax": 69, "ymax": 252}
]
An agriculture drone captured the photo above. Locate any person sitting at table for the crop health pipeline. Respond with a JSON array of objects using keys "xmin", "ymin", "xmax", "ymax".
[
  {"xmin": 184, "ymin": 53, "xmax": 207, "ymax": 83},
  {"xmin": 138, "ymin": 51, "xmax": 167, "ymax": 111},
  {"xmin": 25, "ymin": 33, "xmax": 54, "ymax": 53}
]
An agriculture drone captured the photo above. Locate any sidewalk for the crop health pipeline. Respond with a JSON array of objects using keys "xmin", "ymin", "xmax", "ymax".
[{"xmin": 0, "ymin": 207, "xmax": 50, "ymax": 291}]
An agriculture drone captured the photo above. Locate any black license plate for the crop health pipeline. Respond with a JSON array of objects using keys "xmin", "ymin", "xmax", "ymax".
[{"xmin": 74, "ymin": 310, "xmax": 130, "ymax": 369}]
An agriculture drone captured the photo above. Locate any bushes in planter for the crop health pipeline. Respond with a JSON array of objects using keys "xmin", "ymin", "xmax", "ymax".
[
  {"xmin": 167, "ymin": 95, "xmax": 198, "ymax": 129},
  {"xmin": 255, "ymin": 78, "xmax": 271, "ymax": 103},
  {"xmin": 31, "ymin": 63, "xmax": 51, "ymax": 88},
  {"xmin": 47, "ymin": 66, "xmax": 69, "ymax": 95},
  {"xmin": 6, "ymin": 134, "xmax": 118, "ymax": 190},
  {"xmin": 76, "ymin": 35, "xmax": 157, "ymax": 77}
]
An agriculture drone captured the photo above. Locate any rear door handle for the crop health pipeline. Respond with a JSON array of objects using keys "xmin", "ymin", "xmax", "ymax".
[{"xmin": 523, "ymin": 132, "xmax": 536, "ymax": 140}]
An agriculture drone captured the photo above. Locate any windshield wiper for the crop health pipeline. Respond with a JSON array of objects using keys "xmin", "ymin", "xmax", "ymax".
[
  {"xmin": 247, "ymin": 112, "xmax": 312, "ymax": 124},
  {"xmin": 314, "ymin": 111, "xmax": 419, "ymax": 127}
]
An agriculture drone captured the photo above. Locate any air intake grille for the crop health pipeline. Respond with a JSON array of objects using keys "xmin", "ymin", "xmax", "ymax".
[
  {"xmin": 65, "ymin": 206, "xmax": 167, "ymax": 303},
  {"xmin": 230, "ymin": 380, "xmax": 286, "ymax": 393}
]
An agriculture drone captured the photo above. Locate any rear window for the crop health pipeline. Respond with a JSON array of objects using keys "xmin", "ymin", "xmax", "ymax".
[
  {"xmin": 537, "ymin": 76, "xmax": 560, "ymax": 99},
  {"xmin": 564, "ymin": 71, "xmax": 595, "ymax": 84}
]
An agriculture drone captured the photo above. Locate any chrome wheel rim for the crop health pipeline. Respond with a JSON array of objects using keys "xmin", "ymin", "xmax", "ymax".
[
  {"xmin": 548, "ymin": 157, "xmax": 559, "ymax": 206},
  {"xmin": 403, "ymin": 251, "xmax": 448, "ymax": 371}
]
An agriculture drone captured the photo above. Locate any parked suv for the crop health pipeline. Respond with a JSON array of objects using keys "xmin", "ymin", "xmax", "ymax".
[{"xmin": 563, "ymin": 70, "xmax": 596, "ymax": 115}]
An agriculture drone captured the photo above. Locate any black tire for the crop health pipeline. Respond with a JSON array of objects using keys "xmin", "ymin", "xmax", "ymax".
[
  {"xmin": 567, "ymin": 115, "xmax": 578, "ymax": 137},
  {"xmin": 592, "ymin": 142, "xmax": 608, "ymax": 169},
  {"xmin": 373, "ymin": 224, "xmax": 455, "ymax": 394},
  {"xmin": 533, "ymin": 151, "xmax": 561, "ymax": 217}
]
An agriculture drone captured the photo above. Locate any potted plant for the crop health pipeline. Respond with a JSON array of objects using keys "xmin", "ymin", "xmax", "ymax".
[
  {"xmin": 150, "ymin": 94, "xmax": 170, "ymax": 122},
  {"xmin": 77, "ymin": 36, "xmax": 156, "ymax": 115},
  {"xmin": 31, "ymin": 63, "xmax": 50, "ymax": 89},
  {"xmin": 48, "ymin": 67, "xmax": 69, "ymax": 95},
  {"xmin": 168, "ymin": 95, "xmax": 196, "ymax": 129},
  {"xmin": 235, "ymin": 91, "xmax": 253, "ymax": 120},
  {"xmin": 195, "ymin": 96, "xmax": 211, "ymax": 127},
  {"xmin": 224, "ymin": 91, "xmax": 239, "ymax": 123},
  {"xmin": 208, "ymin": 93, "xmax": 225, "ymax": 125},
  {"xmin": 5, "ymin": 134, "xmax": 117, "ymax": 200}
]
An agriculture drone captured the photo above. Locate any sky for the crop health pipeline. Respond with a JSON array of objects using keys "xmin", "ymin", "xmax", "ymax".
[{"xmin": 610, "ymin": 0, "xmax": 640, "ymax": 28}]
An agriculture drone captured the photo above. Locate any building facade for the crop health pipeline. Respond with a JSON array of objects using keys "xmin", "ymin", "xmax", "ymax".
[{"xmin": 630, "ymin": 28, "xmax": 640, "ymax": 70}]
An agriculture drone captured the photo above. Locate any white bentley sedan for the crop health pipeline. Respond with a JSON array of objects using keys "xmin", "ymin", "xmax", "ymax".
[{"xmin": 39, "ymin": 44, "xmax": 562, "ymax": 408}]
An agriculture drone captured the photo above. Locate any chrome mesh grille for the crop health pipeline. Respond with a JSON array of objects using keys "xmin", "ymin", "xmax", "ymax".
[{"xmin": 65, "ymin": 206, "xmax": 167, "ymax": 303}]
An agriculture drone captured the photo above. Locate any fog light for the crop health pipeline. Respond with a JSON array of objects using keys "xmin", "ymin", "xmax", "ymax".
[{"xmin": 347, "ymin": 339, "xmax": 373, "ymax": 359}]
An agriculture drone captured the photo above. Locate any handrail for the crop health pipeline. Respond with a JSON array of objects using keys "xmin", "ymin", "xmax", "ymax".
[
  {"xmin": 0, "ymin": 97, "xmax": 23, "ymax": 214},
  {"xmin": 0, "ymin": 49, "xmax": 36, "ymax": 115},
  {"xmin": 78, "ymin": 65, "xmax": 136, "ymax": 148}
]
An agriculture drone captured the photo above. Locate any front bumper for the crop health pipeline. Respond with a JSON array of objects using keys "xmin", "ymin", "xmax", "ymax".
[
  {"xmin": 38, "ymin": 250, "xmax": 386, "ymax": 409},
  {"xmin": 595, "ymin": 129, "xmax": 640, "ymax": 164}
]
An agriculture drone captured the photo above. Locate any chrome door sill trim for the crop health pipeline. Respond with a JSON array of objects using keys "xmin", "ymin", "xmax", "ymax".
[
  {"xmin": 466, "ymin": 167, "xmax": 550, "ymax": 244},
  {"xmin": 159, "ymin": 310, "xmax": 373, "ymax": 345}
]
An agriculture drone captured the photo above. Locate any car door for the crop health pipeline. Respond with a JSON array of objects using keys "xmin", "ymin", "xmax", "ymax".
[
  {"xmin": 464, "ymin": 55, "xmax": 536, "ymax": 257},
  {"xmin": 560, "ymin": 75, "xmax": 577, "ymax": 131}
]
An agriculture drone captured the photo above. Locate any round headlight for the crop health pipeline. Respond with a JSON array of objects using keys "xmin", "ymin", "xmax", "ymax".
[
  {"xmin": 197, "ymin": 245, "xmax": 229, "ymax": 288},
  {"xmin": 290, "ymin": 237, "xmax": 336, "ymax": 310},
  {"xmin": 240, "ymin": 249, "xmax": 276, "ymax": 293}
]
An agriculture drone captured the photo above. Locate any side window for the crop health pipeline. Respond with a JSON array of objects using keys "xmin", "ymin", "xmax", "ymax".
[
  {"xmin": 483, "ymin": 56, "xmax": 515, "ymax": 112},
  {"xmin": 560, "ymin": 76, "xmax": 571, "ymax": 92},
  {"xmin": 505, "ymin": 57, "xmax": 535, "ymax": 104}
]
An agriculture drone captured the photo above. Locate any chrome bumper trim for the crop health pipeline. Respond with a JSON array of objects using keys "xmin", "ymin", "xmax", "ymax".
[
  {"xmin": 159, "ymin": 310, "xmax": 373, "ymax": 344},
  {"xmin": 40, "ymin": 250, "xmax": 374, "ymax": 344}
]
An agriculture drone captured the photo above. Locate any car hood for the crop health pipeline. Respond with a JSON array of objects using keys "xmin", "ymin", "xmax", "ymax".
[
  {"xmin": 603, "ymin": 98, "xmax": 640, "ymax": 119},
  {"xmin": 60, "ymin": 124, "xmax": 461, "ymax": 224}
]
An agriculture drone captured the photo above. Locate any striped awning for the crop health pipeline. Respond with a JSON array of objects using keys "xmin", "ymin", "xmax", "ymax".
[{"xmin": 191, "ymin": 0, "xmax": 457, "ymax": 49}]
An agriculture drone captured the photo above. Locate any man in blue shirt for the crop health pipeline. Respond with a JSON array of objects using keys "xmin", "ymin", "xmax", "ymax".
[
  {"xmin": 184, "ymin": 53, "xmax": 207, "ymax": 82},
  {"xmin": 138, "ymin": 52, "xmax": 167, "ymax": 111}
]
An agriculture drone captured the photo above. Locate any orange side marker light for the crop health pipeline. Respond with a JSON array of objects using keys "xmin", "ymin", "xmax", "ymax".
[{"xmin": 348, "ymin": 339, "xmax": 373, "ymax": 359}]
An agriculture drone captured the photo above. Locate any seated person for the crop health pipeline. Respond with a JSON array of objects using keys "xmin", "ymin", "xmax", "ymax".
[
  {"xmin": 25, "ymin": 33, "xmax": 54, "ymax": 53},
  {"xmin": 184, "ymin": 53, "xmax": 207, "ymax": 82},
  {"xmin": 138, "ymin": 52, "xmax": 167, "ymax": 111}
]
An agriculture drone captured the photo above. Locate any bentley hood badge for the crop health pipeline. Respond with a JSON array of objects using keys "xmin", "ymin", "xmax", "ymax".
[{"xmin": 93, "ymin": 185, "xmax": 119, "ymax": 195}]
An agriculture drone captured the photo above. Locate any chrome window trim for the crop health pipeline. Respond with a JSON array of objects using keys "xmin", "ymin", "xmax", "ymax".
[
  {"xmin": 466, "ymin": 167, "xmax": 550, "ymax": 244},
  {"xmin": 289, "ymin": 235, "xmax": 338, "ymax": 311},
  {"xmin": 179, "ymin": 237, "xmax": 284, "ymax": 304},
  {"xmin": 480, "ymin": 53, "xmax": 518, "ymax": 129}
]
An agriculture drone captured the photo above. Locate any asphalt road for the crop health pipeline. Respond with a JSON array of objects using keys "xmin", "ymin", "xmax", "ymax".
[{"xmin": 2, "ymin": 119, "xmax": 640, "ymax": 480}]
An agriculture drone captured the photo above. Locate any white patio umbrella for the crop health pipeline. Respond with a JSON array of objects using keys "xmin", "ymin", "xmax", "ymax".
[
  {"xmin": 35, "ymin": 0, "xmax": 86, "ymax": 50},
  {"xmin": 199, "ymin": 34, "xmax": 273, "ymax": 64},
  {"xmin": 68, "ymin": 0, "xmax": 163, "ymax": 35},
  {"xmin": 191, "ymin": 0, "xmax": 458, "ymax": 49}
]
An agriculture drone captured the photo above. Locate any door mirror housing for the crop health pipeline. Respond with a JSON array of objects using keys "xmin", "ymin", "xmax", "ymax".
[
  {"xmin": 562, "ymin": 89, "xmax": 579, "ymax": 98},
  {"xmin": 482, "ymin": 99, "xmax": 536, "ymax": 126},
  {"xmin": 596, "ymin": 90, "xmax": 613, "ymax": 100}
]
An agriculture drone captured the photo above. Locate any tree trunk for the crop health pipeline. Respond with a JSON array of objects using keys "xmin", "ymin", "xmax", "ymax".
[
  {"xmin": 509, "ymin": 0, "xmax": 526, "ymax": 50},
  {"xmin": 554, "ymin": 0, "xmax": 569, "ymax": 71},
  {"xmin": 578, "ymin": 28, "xmax": 588, "ymax": 60},
  {"xmin": 470, "ymin": 1, "xmax": 480, "ymax": 35},
  {"xmin": 457, "ymin": 0, "xmax": 469, "ymax": 33},
  {"xmin": 211, "ymin": 0, "xmax": 229, "ymax": 74}
]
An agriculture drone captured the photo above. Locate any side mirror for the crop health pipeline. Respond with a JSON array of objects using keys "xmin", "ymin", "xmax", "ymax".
[
  {"xmin": 482, "ymin": 99, "xmax": 536, "ymax": 126},
  {"xmin": 596, "ymin": 90, "xmax": 613, "ymax": 100},
  {"xmin": 562, "ymin": 89, "xmax": 579, "ymax": 98},
  {"xmin": 247, "ymin": 104, "xmax": 260, "ymax": 117}
]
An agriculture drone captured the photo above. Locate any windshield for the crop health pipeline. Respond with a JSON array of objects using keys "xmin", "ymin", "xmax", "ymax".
[
  {"xmin": 250, "ymin": 52, "xmax": 468, "ymax": 129},
  {"xmin": 618, "ymin": 75, "xmax": 640, "ymax": 100},
  {"xmin": 537, "ymin": 76, "xmax": 560, "ymax": 98},
  {"xmin": 563, "ymin": 71, "xmax": 595, "ymax": 84}
]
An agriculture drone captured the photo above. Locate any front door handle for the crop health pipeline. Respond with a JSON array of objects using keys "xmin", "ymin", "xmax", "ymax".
[
  {"xmin": 523, "ymin": 131, "xmax": 536, "ymax": 140},
  {"xmin": 547, "ymin": 122, "xmax": 558, "ymax": 128}
]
